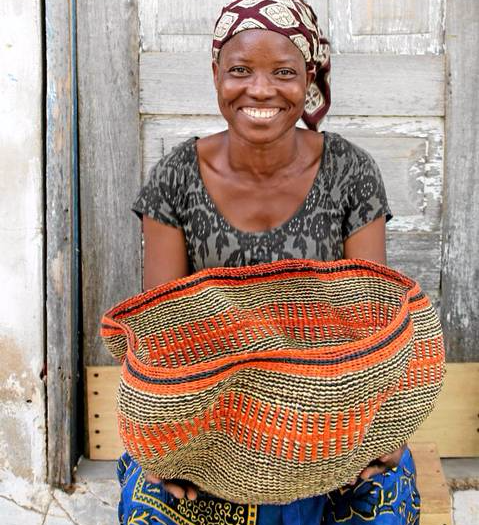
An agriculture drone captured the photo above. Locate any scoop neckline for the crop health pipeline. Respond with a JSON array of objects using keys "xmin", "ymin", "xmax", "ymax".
[{"xmin": 191, "ymin": 131, "xmax": 328, "ymax": 237}]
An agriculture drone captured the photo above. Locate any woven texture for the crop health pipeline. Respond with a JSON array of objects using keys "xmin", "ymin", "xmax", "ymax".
[{"xmin": 101, "ymin": 259, "xmax": 445, "ymax": 504}]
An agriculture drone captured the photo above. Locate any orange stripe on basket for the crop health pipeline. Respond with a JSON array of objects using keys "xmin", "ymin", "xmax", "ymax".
[
  {"xmin": 255, "ymin": 403, "xmax": 271, "ymax": 453},
  {"xmin": 232, "ymin": 393, "xmax": 245, "ymax": 438},
  {"xmin": 247, "ymin": 399, "xmax": 262, "ymax": 450},
  {"xmin": 347, "ymin": 408, "xmax": 356, "ymax": 450},
  {"xmin": 322, "ymin": 413, "xmax": 331, "ymax": 459},
  {"xmin": 275, "ymin": 408, "xmax": 290, "ymax": 459},
  {"xmin": 265, "ymin": 405, "xmax": 282, "ymax": 455},
  {"xmin": 238, "ymin": 397, "xmax": 254, "ymax": 445},
  {"xmin": 124, "ymin": 312, "xmax": 413, "ymax": 386},
  {"xmin": 142, "ymin": 424, "xmax": 166, "ymax": 457},
  {"xmin": 134, "ymin": 422, "xmax": 153, "ymax": 459},
  {"xmin": 105, "ymin": 261, "xmax": 416, "ymax": 324},
  {"xmin": 119, "ymin": 385, "xmax": 408, "ymax": 465}
]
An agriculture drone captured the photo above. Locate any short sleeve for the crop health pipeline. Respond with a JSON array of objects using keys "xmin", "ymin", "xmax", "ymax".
[
  {"xmin": 342, "ymin": 150, "xmax": 392, "ymax": 239},
  {"xmin": 131, "ymin": 157, "xmax": 181, "ymax": 228}
]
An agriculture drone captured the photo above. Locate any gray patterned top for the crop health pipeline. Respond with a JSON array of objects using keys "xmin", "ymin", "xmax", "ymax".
[{"xmin": 132, "ymin": 132, "xmax": 392, "ymax": 271}]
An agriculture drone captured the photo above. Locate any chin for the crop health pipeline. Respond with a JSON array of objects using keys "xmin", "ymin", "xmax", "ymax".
[{"xmin": 229, "ymin": 120, "xmax": 300, "ymax": 145}]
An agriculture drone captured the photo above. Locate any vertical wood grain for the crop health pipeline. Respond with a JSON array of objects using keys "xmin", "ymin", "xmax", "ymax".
[
  {"xmin": 45, "ymin": 0, "xmax": 77, "ymax": 486},
  {"xmin": 329, "ymin": 0, "xmax": 444, "ymax": 54},
  {"xmin": 77, "ymin": 0, "xmax": 141, "ymax": 367},
  {"xmin": 441, "ymin": 0, "xmax": 479, "ymax": 361},
  {"xmin": 351, "ymin": 0, "xmax": 431, "ymax": 35}
]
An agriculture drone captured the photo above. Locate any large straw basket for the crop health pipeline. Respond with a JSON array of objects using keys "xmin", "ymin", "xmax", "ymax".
[{"xmin": 101, "ymin": 259, "xmax": 445, "ymax": 504}]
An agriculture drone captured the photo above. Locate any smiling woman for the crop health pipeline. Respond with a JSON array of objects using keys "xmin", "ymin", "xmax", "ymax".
[
  {"xmin": 213, "ymin": 30, "xmax": 314, "ymax": 144},
  {"xmin": 116, "ymin": 1, "xmax": 419, "ymax": 524}
]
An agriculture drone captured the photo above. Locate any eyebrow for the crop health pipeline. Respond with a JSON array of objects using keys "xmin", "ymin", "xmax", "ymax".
[{"xmin": 223, "ymin": 55, "xmax": 300, "ymax": 65}]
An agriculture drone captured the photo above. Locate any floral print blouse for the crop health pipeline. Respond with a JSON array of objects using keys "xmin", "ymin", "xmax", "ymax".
[{"xmin": 132, "ymin": 132, "xmax": 392, "ymax": 271}]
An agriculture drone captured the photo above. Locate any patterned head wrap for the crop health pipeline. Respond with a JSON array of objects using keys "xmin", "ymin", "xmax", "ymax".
[{"xmin": 212, "ymin": 0, "xmax": 331, "ymax": 130}]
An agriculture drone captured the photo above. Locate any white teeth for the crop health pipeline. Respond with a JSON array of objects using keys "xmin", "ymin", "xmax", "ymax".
[{"xmin": 242, "ymin": 107, "xmax": 280, "ymax": 119}]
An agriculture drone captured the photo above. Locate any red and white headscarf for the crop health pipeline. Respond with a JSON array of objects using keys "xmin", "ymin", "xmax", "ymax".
[{"xmin": 212, "ymin": 0, "xmax": 331, "ymax": 130}]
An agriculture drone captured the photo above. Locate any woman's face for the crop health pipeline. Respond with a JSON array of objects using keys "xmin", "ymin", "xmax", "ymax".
[{"xmin": 213, "ymin": 29, "xmax": 314, "ymax": 145}]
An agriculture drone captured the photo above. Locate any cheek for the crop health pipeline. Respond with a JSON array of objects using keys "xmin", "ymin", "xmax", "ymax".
[
  {"xmin": 284, "ymin": 83, "xmax": 308, "ymax": 108},
  {"xmin": 216, "ymin": 79, "xmax": 241, "ymax": 106}
]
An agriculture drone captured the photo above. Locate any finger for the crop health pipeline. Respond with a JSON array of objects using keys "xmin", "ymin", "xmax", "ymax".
[
  {"xmin": 186, "ymin": 485, "xmax": 198, "ymax": 501},
  {"xmin": 145, "ymin": 473, "xmax": 162, "ymax": 484},
  {"xmin": 163, "ymin": 482, "xmax": 186, "ymax": 499},
  {"xmin": 359, "ymin": 465, "xmax": 387, "ymax": 480},
  {"xmin": 378, "ymin": 450, "xmax": 405, "ymax": 467},
  {"xmin": 379, "ymin": 445, "xmax": 406, "ymax": 463}
]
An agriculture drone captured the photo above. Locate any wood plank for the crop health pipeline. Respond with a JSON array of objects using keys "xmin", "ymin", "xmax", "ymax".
[
  {"xmin": 413, "ymin": 364, "xmax": 479, "ymax": 457},
  {"xmin": 140, "ymin": 0, "xmax": 230, "ymax": 40},
  {"xmin": 323, "ymin": 116, "xmax": 444, "ymax": 234},
  {"xmin": 409, "ymin": 443, "xmax": 452, "ymax": 525},
  {"xmin": 441, "ymin": 0, "xmax": 479, "ymax": 362},
  {"xmin": 309, "ymin": 0, "xmax": 329, "ymax": 39},
  {"xmin": 351, "ymin": 0, "xmax": 431, "ymax": 35},
  {"xmin": 45, "ymin": 0, "xmax": 78, "ymax": 486},
  {"xmin": 86, "ymin": 364, "xmax": 479, "ymax": 460},
  {"xmin": 329, "ymin": 0, "xmax": 444, "ymax": 54},
  {"xmin": 140, "ymin": 53, "xmax": 445, "ymax": 117},
  {"xmin": 87, "ymin": 367, "xmax": 123, "ymax": 460},
  {"xmin": 387, "ymin": 232, "xmax": 441, "ymax": 306},
  {"xmin": 77, "ymin": 0, "xmax": 142, "ymax": 366},
  {"xmin": 139, "ymin": 0, "xmax": 330, "ymax": 51}
]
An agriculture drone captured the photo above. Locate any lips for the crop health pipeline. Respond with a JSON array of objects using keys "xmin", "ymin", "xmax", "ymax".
[{"xmin": 241, "ymin": 107, "xmax": 281, "ymax": 119}]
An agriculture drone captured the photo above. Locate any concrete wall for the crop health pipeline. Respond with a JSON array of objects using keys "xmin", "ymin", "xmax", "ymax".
[{"xmin": 0, "ymin": 0, "xmax": 49, "ymax": 512}]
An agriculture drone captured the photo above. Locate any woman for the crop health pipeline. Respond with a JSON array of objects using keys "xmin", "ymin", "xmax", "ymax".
[{"xmin": 118, "ymin": 1, "xmax": 420, "ymax": 523}]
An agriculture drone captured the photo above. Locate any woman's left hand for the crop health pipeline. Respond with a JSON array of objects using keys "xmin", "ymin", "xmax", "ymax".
[{"xmin": 348, "ymin": 444, "xmax": 407, "ymax": 485}]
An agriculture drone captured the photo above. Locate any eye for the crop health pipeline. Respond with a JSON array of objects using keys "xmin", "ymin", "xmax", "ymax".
[
  {"xmin": 228, "ymin": 66, "xmax": 250, "ymax": 76},
  {"xmin": 275, "ymin": 68, "xmax": 296, "ymax": 78}
]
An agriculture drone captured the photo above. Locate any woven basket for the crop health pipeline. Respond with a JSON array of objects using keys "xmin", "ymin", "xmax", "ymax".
[{"xmin": 101, "ymin": 259, "xmax": 445, "ymax": 504}]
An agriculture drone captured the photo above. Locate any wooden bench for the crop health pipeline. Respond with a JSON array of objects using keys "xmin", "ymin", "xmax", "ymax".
[{"xmin": 86, "ymin": 363, "xmax": 479, "ymax": 524}]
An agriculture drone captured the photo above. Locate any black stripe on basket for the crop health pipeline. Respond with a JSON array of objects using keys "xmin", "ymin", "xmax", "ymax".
[
  {"xmin": 114, "ymin": 262, "xmax": 411, "ymax": 317},
  {"xmin": 125, "ymin": 313, "xmax": 412, "ymax": 385}
]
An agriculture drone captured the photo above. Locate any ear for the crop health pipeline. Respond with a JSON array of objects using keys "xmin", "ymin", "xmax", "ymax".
[
  {"xmin": 212, "ymin": 60, "xmax": 220, "ymax": 91},
  {"xmin": 306, "ymin": 67, "xmax": 316, "ymax": 88}
]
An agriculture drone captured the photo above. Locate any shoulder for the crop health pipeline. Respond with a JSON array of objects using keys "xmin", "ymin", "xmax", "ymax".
[
  {"xmin": 325, "ymin": 131, "xmax": 378, "ymax": 169},
  {"xmin": 153, "ymin": 137, "xmax": 198, "ymax": 175},
  {"xmin": 144, "ymin": 138, "xmax": 199, "ymax": 198}
]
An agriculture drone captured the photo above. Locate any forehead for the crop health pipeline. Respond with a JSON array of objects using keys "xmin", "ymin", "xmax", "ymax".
[{"xmin": 219, "ymin": 29, "xmax": 304, "ymax": 63}]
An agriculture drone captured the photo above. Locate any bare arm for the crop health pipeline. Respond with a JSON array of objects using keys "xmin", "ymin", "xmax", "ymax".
[
  {"xmin": 142, "ymin": 215, "xmax": 189, "ymax": 290},
  {"xmin": 343, "ymin": 216, "xmax": 387, "ymax": 265}
]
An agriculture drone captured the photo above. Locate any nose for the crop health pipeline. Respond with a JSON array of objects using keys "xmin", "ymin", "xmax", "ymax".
[{"xmin": 246, "ymin": 72, "xmax": 276, "ymax": 100}]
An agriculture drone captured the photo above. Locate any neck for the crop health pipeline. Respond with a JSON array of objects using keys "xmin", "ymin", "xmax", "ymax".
[{"xmin": 225, "ymin": 127, "xmax": 300, "ymax": 180}]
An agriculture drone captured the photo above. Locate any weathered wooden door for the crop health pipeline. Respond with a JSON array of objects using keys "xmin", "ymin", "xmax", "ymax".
[
  {"xmin": 68, "ymin": 0, "xmax": 478, "ymax": 473},
  {"xmin": 80, "ymin": 1, "xmax": 446, "ymax": 374}
]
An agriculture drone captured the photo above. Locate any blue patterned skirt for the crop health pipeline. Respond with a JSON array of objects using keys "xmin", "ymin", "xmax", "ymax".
[{"xmin": 117, "ymin": 448, "xmax": 420, "ymax": 525}]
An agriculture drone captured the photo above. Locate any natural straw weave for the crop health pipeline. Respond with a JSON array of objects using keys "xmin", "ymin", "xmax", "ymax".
[{"xmin": 101, "ymin": 259, "xmax": 445, "ymax": 504}]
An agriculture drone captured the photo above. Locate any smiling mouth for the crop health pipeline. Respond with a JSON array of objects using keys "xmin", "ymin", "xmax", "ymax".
[{"xmin": 241, "ymin": 107, "xmax": 281, "ymax": 119}]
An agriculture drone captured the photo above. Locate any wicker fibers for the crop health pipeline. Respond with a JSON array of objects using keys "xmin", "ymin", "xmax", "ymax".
[{"xmin": 101, "ymin": 259, "xmax": 445, "ymax": 504}]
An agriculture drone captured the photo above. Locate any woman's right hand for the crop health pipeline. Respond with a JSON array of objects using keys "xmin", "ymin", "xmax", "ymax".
[{"xmin": 145, "ymin": 472, "xmax": 198, "ymax": 500}]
